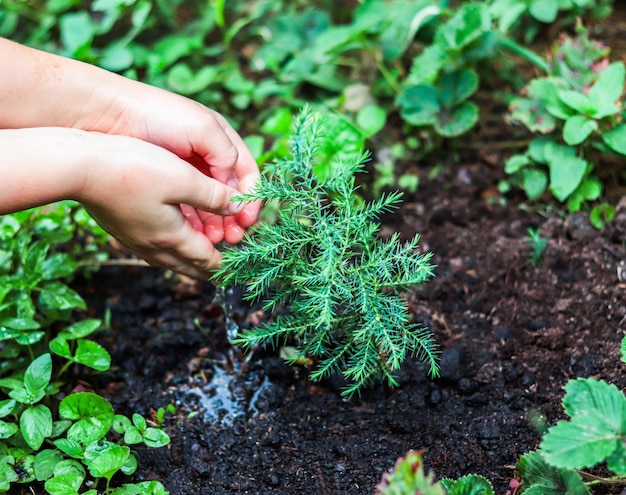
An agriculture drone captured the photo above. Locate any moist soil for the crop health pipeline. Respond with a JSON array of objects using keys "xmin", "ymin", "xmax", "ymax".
[{"xmin": 73, "ymin": 151, "xmax": 626, "ymax": 495}]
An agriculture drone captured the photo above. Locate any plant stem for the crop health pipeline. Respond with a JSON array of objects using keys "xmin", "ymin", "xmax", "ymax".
[{"xmin": 499, "ymin": 36, "xmax": 550, "ymax": 73}]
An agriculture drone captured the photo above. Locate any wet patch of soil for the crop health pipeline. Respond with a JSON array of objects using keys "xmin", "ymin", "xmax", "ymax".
[{"xmin": 79, "ymin": 158, "xmax": 626, "ymax": 494}]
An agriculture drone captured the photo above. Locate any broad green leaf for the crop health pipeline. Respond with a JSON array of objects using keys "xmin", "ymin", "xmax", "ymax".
[
  {"xmin": 588, "ymin": 62, "xmax": 625, "ymax": 118},
  {"xmin": 166, "ymin": 63, "xmax": 218, "ymax": 95},
  {"xmin": 0, "ymin": 400, "xmax": 15, "ymax": 419},
  {"xmin": 529, "ymin": 0, "xmax": 558, "ymax": 22},
  {"xmin": 53, "ymin": 459, "xmax": 86, "ymax": 478},
  {"xmin": 132, "ymin": 413, "xmax": 147, "ymax": 430},
  {"xmin": 439, "ymin": 69, "xmax": 479, "ymax": 107},
  {"xmin": 34, "ymin": 449, "xmax": 64, "ymax": 482},
  {"xmin": 521, "ymin": 169, "xmax": 547, "ymax": 199},
  {"xmin": 436, "ymin": 101, "xmax": 479, "ymax": 137},
  {"xmin": 74, "ymin": 339, "xmax": 111, "ymax": 371},
  {"xmin": 397, "ymin": 84, "xmax": 440, "ymax": 127},
  {"xmin": 0, "ymin": 420, "xmax": 17, "ymax": 439},
  {"xmin": 441, "ymin": 474, "xmax": 494, "ymax": 494},
  {"xmin": 0, "ymin": 317, "xmax": 40, "ymax": 331},
  {"xmin": 41, "ymin": 253, "xmax": 77, "ymax": 281},
  {"xmin": 21, "ymin": 404, "xmax": 53, "ymax": 450},
  {"xmin": 561, "ymin": 378, "xmax": 626, "ymax": 431},
  {"xmin": 59, "ymin": 319, "xmax": 102, "ymax": 340},
  {"xmin": 545, "ymin": 146, "xmax": 587, "ymax": 201},
  {"xmin": 49, "ymin": 337, "xmax": 72, "ymax": 360},
  {"xmin": 562, "ymin": 116, "xmax": 597, "ymax": 145},
  {"xmin": 38, "ymin": 281, "xmax": 86, "ymax": 312},
  {"xmin": 120, "ymin": 452, "xmax": 137, "ymax": 476},
  {"xmin": 541, "ymin": 417, "xmax": 619, "ymax": 469},
  {"xmin": 60, "ymin": 11, "xmax": 95, "ymax": 56},
  {"xmin": 356, "ymin": 105, "xmax": 386, "ymax": 138},
  {"xmin": 59, "ymin": 393, "xmax": 114, "ymax": 444},
  {"xmin": 558, "ymin": 90, "xmax": 594, "ymax": 115},
  {"xmin": 124, "ymin": 426, "xmax": 143, "ymax": 445},
  {"xmin": 99, "ymin": 43, "xmax": 134, "ymax": 72},
  {"xmin": 602, "ymin": 124, "xmax": 626, "ymax": 155},
  {"xmin": 510, "ymin": 95, "xmax": 556, "ymax": 134},
  {"xmin": 516, "ymin": 451, "xmax": 589, "ymax": 495},
  {"xmin": 112, "ymin": 414, "xmax": 132, "ymax": 434},
  {"xmin": 528, "ymin": 137, "xmax": 551, "ymax": 164},
  {"xmin": 24, "ymin": 353, "xmax": 52, "ymax": 397},
  {"xmin": 606, "ymin": 440, "xmax": 626, "ymax": 476},
  {"xmin": 14, "ymin": 455, "xmax": 35, "ymax": 483},
  {"xmin": 53, "ymin": 438, "xmax": 84, "ymax": 459},
  {"xmin": 44, "ymin": 472, "xmax": 84, "ymax": 495},
  {"xmin": 84, "ymin": 441, "xmax": 129, "ymax": 480},
  {"xmin": 110, "ymin": 480, "xmax": 169, "ymax": 495},
  {"xmin": 142, "ymin": 428, "xmax": 170, "ymax": 448},
  {"xmin": 541, "ymin": 379, "xmax": 626, "ymax": 469}
]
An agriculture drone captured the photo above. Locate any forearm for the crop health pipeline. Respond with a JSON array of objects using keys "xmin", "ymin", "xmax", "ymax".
[
  {"xmin": 0, "ymin": 38, "xmax": 127, "ymax": 130},
  {"xmin": 0, "ymin": 128, "xmax": 91, "ymax": 213}
]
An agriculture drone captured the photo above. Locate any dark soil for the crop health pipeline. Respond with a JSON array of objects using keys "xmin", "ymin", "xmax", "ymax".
[{"xmin": 74, "ymin": 155, "xmax": 626, "ymax": 494}]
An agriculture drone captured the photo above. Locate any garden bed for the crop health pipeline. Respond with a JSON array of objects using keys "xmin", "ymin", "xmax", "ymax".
[{"xmin": 79, "ymin": 155, "xmax": 626, "ymax": 494}]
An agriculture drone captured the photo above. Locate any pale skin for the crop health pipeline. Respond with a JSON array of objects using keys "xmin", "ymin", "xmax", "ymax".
[{"xmin": 0, "ymin": 38, "xmax": 261, "ymax": 279}]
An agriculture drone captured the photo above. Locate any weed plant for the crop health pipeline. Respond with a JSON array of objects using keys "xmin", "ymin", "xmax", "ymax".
[
  {"xmin": 0, "ymin": 205, "xmax": 170, "ymax": 495},
  {"xmin": 216, "ymin": 108, "xmax": 438, "ymax": 396}
]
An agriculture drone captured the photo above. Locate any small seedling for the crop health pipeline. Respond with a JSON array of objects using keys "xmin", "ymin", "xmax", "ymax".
[
  {"xmin": 524, "ymin": 228, "xmax": 547, "ymax": 267},
  {"xmin": 376, "ymin": 450, "xmax": 494, "ymax": 495},
  {"xmin": 216, "ymin": 107, "xmax": 438, "ymax": 397}
]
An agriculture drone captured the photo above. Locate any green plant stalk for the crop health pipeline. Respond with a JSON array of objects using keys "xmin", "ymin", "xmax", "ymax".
[{"xmin": 499, "ymin": 36, "xmax": 550, "ymax": 73}]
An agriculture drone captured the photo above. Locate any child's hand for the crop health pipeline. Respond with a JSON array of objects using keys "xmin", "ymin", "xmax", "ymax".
[
  {"xmin": 0, "ymin": 128, "xmax": 245, "ymax": 279},
  {"xmin": 76, "ymin": 80, "xmax": 261, "ymax": 244}
]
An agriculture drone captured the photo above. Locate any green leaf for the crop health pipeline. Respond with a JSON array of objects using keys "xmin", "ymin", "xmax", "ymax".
[
  {"xmin": 110, "ymin": 480, "xmax": 169, "ymax": 495},
  {"xmin": 558, "ymin": 90, "xmax": 595, "ymax": 115},
  {"xmin": 377, "ymin": 451, "xmax": 445, "ymax": 495},
  {"xmin": 435, "ymin": 101, "xmax": 479, "ymax": 137},
  {"xmin": 112, "ymin": 414, "xmax": 132, "ymax": 434},
  {"xmin": 529, "ymin": 0, "xmax": 558, "ymax": 22},
  {"xmin": 441, "ymin": 474, "xmax": 494, "ymax": 494},
  {"xmin": 59, "ymin": 319, "xmax": 102, "ymax": 340},
  {"xmin": 60, "ymin": 11, "xmax": 95, "ymax": 56},
  {"xmin": 45, "ymin": 472, "xmax": 85, "ymax": 495},
  {"xmin": 521, "ymin": 169, "xmax": 547, "ymax": 200},
  {"xmin": 123, "ymin": 426, "xmax": 143, "ymax": 445},
  {"xmin": 397, "ymin": 84, "xmax": 440, "ymax": 127},
  {"xmin": 142, "ymin": 427, "xmax": 170, "ymax": 448},
  {"xmin": 356, "ymin": 105, "xmax": 386, "ymax": 138},
  {"xmin": 41, "ymin": 253, "xmax": 77, "ymax": 281},
  {"xmin": 25, "ymin": 353, "xmax": 52, "ymax": 395},
  {"xmin": 562, "ymin": 116, "xmax": 597, "ymax": 145},
  {"xmin": 53, "ymin": 439, "xmax": 84, "ymax": 459},
  {"xmin": 541, "ymin": 378, "xmax": 626, "ymax": 469},
  {"xmin": 73, "ymin": 339, "xmax": 111, "ymax": 371},
  {"xmin": 621, "ymin": 335, "xmax": 626, "ymax": 364},
  {"xmin": 543, "ymin": 144, "xmax": 587, "ymax": 201},
  {"xmin": 49, "ymin": 337, "xmax": 72, "ymax": 360},
  {"xmin": 504, "ymin": 154, "xmax": 531, "ymax": 174},
  {"xmin": 84, "ymin": 440, "xmax": 130, "ymax": 480},
  {"xmin": 587, "ymin": 62, "xmax": 625, "ymax": 118},
  {"xmin": 439, "ymin": 69, "xmax": 479, "ymax": 107},
  {"xmin": 21, "ymin": 404, "xmax": 53, "ymax": 450},
  {"xmin": 0, "ymin": 420, "xmax": 18, "ymax": 439},
  {"xmin": 602, "ymin": 124, "xmax": 626, "ymax": 155},
  {"xmin": 517, "ymin": 451, "xmax": 589, "ymax": 495},
  {"xmin": 38, "ymin": 282, "xmax": 86, "ymax": 313},
  {"xmin": 34, "ymin": 449, "xmax": 64, "ymax": 482},
  {"xmin": 166, "ymin": 63, "xmax": 218, "ymax": 95},
  {"xmin": 59, "ymin": 392, "xmax": 114, "ymax": 444},
  {"xmin": 120, "ymin": 452, "xmax": 137, "ymax": 476}
]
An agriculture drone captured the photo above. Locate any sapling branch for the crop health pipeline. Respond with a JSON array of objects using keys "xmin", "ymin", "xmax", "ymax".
[{"xmin": 215, "ymin": 107, "xmax": 438, "ymax": 396}]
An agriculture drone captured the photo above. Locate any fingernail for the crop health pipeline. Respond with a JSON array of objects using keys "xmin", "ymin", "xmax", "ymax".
[
  {"xmin": 228, "ymin": 195, "xmax": 244, "ymax": 214},
  {"xmin": 227, "ymin": 176, "xmax": 239, "ymax": 189}
]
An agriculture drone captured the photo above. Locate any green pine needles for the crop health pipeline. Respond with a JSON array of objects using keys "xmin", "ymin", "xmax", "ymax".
[{"xmin": 215, "ymin": 108, "xmax": 438, "ymax": 396}]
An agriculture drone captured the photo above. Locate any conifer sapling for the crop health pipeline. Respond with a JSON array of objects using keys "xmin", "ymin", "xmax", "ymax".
[{"xmin": 215, "ymin": 107, "xmax": 438, "ymax": 396}]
